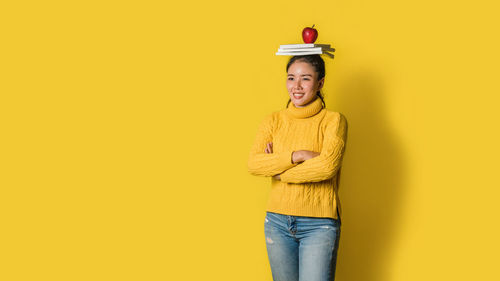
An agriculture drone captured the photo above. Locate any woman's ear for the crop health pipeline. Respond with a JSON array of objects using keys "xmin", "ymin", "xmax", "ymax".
[{"xmin": 317, "ymin": 77, "xmax": 325, "ymax": 90}]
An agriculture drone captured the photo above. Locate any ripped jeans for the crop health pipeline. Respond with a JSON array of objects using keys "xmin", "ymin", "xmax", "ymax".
[{"xmin": 264, "ymin": 211, "xmax": 341, "ymax": 281}]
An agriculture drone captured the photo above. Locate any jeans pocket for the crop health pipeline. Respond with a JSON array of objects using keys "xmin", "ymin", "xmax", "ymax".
[
  {"xmin": 265, "ymin": 212, "xmax": 286, "ymax": 233},
  {"xmin": 265, "ymin": 211, "xmax": 283, "ymax": 224},
  {"xmin": 313, "ymin": 218, "xmax": 340, "ymax": 233}
]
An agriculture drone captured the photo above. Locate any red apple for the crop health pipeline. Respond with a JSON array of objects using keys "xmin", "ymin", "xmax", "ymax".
[{"xmin": 302, "ymin": 25, "xmax": 318, "ymax": 43}]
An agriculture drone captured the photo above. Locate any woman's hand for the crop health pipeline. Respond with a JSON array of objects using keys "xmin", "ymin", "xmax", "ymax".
[
  {"xmin": 266, "ymin": 142, "xmax": 320, "ymax": 163},
  {"xmin": 265, "ymin": 142, "xmax": 273, "ymax": 154},
  {"xmin": 292, "ymin": 150, "xmax": 320, "ymax": 163},
  {"xmin": 265, "ymin": 143, "xmax": 282, "ymax": 180},
  {"xmin": 266, "ymin": 143, "xmax": 319, "ymax": 181}
]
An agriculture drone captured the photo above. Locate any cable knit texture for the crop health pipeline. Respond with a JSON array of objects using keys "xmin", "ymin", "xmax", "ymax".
[{"xmin": 247, "ymin": 97, "xmax": 348, "ymax": 219}]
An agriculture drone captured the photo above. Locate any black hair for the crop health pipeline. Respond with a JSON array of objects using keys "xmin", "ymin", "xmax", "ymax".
[{"xmin": 285, "ymin": 54, "xmax": 326, "ymax": 108}]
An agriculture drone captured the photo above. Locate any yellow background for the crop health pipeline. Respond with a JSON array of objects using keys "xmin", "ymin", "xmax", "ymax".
[{"xmin": 1, "ymin": 0, "xmax": 499, "ymax": 280}]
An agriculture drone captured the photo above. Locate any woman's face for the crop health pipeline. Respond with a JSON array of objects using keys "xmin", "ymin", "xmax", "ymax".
[{"xmin": 286, "ymin": 61, "xmax": 324, "ymax": 107}]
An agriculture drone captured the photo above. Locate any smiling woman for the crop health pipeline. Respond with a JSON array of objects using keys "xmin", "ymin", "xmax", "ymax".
[
  {"xmin": 286, "ymin": 55, "xmax": 326, "ymax": 108},
  {"xmin": 247, "ymin": 54, "xmax": 348, "ymax": 281}
]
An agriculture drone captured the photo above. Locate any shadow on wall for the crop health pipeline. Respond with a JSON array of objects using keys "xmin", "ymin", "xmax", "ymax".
[{"xmin": 332, "ymin": 69, "xmax": 409, "ymax": 281}]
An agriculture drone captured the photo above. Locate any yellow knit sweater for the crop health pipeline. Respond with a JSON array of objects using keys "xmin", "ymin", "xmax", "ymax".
[{"xmin": 247, "ymin": 97, "xmax": 348, "ymax": 219}]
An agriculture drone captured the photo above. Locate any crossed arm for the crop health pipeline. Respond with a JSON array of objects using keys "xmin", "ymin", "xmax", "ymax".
[
  {"xmin": 246, "ymin": 114, "xmax": 300, "ymax": 177},
  {"xmin": 263, "ymin": 142, "xmax": 320, "ymax": 180},
  {"xmin": 247, "ymin": 113, "xmax": 347, "ymax": 183}
]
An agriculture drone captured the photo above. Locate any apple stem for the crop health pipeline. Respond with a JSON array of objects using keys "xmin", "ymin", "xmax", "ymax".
[{"xmin": 312, "ymin": 24, "xmax": 315, "ymax": 28}]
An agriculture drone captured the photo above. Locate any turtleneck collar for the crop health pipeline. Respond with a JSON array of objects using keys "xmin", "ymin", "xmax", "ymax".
[{"xmin": 285, "ymin": 96, "xmax": 324, "ymax": 119}]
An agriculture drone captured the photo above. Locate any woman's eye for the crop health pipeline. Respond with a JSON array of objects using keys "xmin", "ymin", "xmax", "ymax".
[{"xmin": 288, "ymin": 78, "xmax": 310, "ymax": 81}]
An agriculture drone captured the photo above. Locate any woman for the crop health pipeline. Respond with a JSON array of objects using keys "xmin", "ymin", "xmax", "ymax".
[{"xmin": 247, "ymin": 54, "xmax": 348, "ymax": 281}]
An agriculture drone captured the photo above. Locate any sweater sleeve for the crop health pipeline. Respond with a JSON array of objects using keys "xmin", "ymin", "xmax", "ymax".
[
  {"xmin": 247, "ymin": 113, "xmax": 299, "ymax": 177},
  {"xmin": 279, "ymin": 113, "xmax": 348, "ymax": 183}
]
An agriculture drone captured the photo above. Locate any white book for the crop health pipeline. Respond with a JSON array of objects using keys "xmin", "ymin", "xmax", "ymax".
[
  {"xmin": 278, "ymin": 47, "xmax": 323, "ymax": 52},
  {"xmin": 279, "ymin": 43, "xmax": 331, "ymax": 49},
  {"xmin": 276, "ymin": 50, "xmax": 323, "ymax": 55}
]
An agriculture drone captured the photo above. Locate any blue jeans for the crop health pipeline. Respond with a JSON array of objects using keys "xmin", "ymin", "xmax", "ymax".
[{"xmin": 264, "ymin": 211, "xmax": 341, "ymax": 281}]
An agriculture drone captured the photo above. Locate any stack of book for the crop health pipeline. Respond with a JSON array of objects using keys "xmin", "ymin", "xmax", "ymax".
[{"xmin": 276, "ymin": 44, "xmax": 335, "ymax": 57}]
